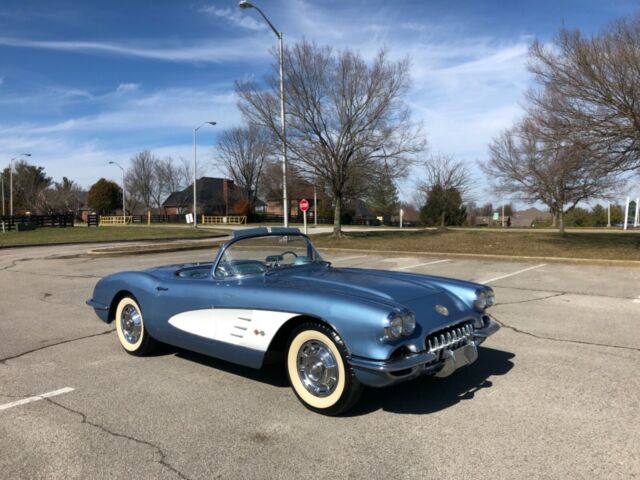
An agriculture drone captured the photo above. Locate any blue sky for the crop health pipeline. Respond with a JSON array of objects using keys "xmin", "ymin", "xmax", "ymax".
[{"xmin": 0, "ymin": 0, "xmax": 638, "ymax": 201}]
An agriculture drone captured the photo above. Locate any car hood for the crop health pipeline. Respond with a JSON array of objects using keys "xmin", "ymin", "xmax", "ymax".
[{"xmin": 267, "ymin": 266, "xmax": 443, "ymax": 304}]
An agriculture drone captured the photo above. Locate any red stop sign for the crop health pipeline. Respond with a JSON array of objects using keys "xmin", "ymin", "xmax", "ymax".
[{"xmin": 299, "ymin": 198, "xmax": 309, "ymax": 212}]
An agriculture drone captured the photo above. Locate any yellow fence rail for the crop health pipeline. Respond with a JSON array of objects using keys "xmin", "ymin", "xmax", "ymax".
[
  {"xmin": 99, "ymin": 216, "xmax": 133, "ymax": 226},
  {"xmin": 201, "ymin": 215, "xmax": 247, "ymax": 225}
]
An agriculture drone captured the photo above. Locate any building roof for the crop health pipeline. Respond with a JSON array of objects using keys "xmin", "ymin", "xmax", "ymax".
[{"xmin": 163, "ymin": 177, "xmax": 232, "ymax": 207}]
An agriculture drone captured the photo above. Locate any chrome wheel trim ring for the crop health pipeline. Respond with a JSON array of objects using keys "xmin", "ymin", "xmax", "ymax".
[
  {"xmin": 120, "ymin": 304, "xmax": 142, "ymax": 345},
  {"xmin": 296, "ymin": 340, "xmax": 339, "ymax": 397}
]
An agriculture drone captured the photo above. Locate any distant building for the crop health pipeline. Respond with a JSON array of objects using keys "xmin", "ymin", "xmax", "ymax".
[
  {"xmin": 511, "ymin": 207, "xmax": 553, "ymax": 227},
  {"xmin": 163, "ymin": 177, "xmax": 235, "ymax": 215}
]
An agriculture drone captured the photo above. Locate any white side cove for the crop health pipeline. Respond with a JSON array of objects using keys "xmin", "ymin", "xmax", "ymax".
[{"xmin": 168, "ymin": 309, "xmax": 298, "ymax": 352}]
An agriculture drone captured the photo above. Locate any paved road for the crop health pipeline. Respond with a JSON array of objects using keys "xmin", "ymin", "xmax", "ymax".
[{"xmin": 1, "ymin": 243, "xmax": 639, "ymax": 479}]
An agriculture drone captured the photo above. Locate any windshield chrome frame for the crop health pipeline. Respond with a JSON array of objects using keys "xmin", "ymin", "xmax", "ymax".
[{"xmin": 211, "ymin": 232, "xmax": 323, "ymax": 280}]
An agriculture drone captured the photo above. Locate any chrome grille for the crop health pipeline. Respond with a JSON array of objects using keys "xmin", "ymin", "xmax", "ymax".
[{"xmin": 426, "ymin": 321, "xmax": 474, "ymax": 357}]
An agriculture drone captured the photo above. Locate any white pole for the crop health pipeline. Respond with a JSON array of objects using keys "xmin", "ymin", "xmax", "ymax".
[
  {"xmin": 278, "ymin": 33, "xmax": 289, "ymax": 228},
  {"xmin": 314, "ymin": 186, "xmax": 317, "ymax": 227},
  {"xmin": 623, "ymin": 196, "xmax": 630, "ymax": 230},
  {"xmin": 1, "ymin": 173, "xmax": 4, "ymax": 217},
  {"xmin": 303, "ymin": 210, "xmax": 307, "ymax": 235},
  {"xmin": 122, "ymin": 169, "xmax": 126, "ymax": 221},
  {"xmin": 193, "ymin": 127, "xmax": 198, "ymax": 228},
  {"xmin": 635, "ymin": 197, "xmax": 639, "ymax": 228},
  {"xmin": 400, "ymin": 208, "xmax": 403, "ymax": 228},
  {"xmin": 501, "ymin": 203, "xmax": 505, "ymax": 227},
  {"xmin": 9, "ymin": 158, "xmax": 13, "ymax": 217},
  {"xmin": 607, "ymin": 202, "xmax": 611, "ymax": 228}
]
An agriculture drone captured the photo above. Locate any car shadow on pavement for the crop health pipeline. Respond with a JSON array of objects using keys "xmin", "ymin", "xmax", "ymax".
[
  {"xmin": 346, "ymin": 346, "xmax": 515, "ymax": 417},
  {"xmin": 172, "ymin": 347, "xmax": 290, "ymax": 388}
]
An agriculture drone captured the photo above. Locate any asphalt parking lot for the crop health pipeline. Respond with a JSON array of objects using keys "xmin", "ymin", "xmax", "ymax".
[{"xmin": 1, "ymin": 242, "xmax": 639, "ymax": 479}]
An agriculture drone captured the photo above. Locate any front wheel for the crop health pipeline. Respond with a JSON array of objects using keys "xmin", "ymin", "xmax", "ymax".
[
  {"xmin": 114, "ymin": 296, "xmax": 158, "ymax": 356},
  {"xmin": 286, "ymin": 323, "xmax": 362, "ymax": 415}
]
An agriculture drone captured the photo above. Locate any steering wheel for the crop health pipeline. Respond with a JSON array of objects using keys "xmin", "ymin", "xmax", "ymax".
[{"xmin": 281, "ymin": 251, "xmax": 299, "ymax": 259}]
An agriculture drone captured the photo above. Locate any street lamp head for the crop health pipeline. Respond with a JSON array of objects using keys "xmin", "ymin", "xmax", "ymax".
[
  {"xmin": 23, "ymin": 153, "xmax": 31, "ymax": 157},
  {"xmin": 206, "ymin": 121, "xmax": 217, "ymax": 126},
  {"xmin": 239, "ymin": 0, "xmax": 254, "ymax": 9},
  {"xmin": 108, "ymin": 161, "xmax": 115, "ymax": 164}
]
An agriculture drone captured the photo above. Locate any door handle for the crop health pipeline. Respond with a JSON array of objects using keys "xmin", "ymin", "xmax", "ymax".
[{"xmin": 156, "ymin": 286, "xmax": 169, "ymax": 291}]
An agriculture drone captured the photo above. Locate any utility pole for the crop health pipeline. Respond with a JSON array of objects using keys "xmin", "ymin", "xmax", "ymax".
[{"xmin": 314, "ymin": 185, "xmax": 317, "ymax": 227}]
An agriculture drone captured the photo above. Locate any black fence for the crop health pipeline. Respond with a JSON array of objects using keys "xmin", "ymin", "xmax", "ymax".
[
  {"xmin": 130, "ymin": 214, "xmax": 188, "ymax": 224},
  {"xmin": 1, "ymin": 214, "xmax": 75, "ymax": 231}
]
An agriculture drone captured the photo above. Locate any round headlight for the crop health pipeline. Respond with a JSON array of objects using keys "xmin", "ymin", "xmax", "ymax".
[
  {"xmin": 390, "ymin": 315, "xmax": 403, "ymax": 339},
  {"xmin": 486, "ymin": 289, "xmax": 495, "ymax": 307},
  {"xmin": 474, "ymin": 290, "xmax": 487, "ymax": 311},
  {"xmin": 402, "ymin": 312, "xmax": 416, "ymax": 336},
  {"xmin": 385, "ymin": 313, "xmax": 403, "ymax": 340}
]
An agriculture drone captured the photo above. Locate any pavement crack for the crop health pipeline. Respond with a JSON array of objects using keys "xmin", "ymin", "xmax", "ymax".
[
  {"xmin": 492, "ymin": 314, "xmax": 640, "ymax": 352},
  {"xmin": 497, "ymin": 292, "xmax": 567, "ymax": 305},
  {"xmin": 43, "ymin": 397, "xmax": 191, "ymax": 480},
  {"xmin": 0, "ymin": 329, "xmax": 116, "ymax": 364},
  {"xmin": 496, "ymin": 284, "xmax": 637, "ymax": 301}
]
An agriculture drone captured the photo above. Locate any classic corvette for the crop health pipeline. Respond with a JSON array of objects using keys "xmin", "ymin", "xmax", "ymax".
[{"xmin": 87, "ymin": 227, "xmax": 499, "ymax": 415}]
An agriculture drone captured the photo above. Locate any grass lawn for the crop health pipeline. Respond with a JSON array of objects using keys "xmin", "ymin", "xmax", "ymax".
[
  {"xmin": 0, "ymin": 225, "xmax": 226, "ymax": 247},
  {"xmin": 311, "ymin": 229, "xmax": 640, "ymax": 261}
]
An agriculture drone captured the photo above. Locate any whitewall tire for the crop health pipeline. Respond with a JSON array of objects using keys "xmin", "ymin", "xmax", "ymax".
[
  {"xmin": 115, "ymin": 296, "xmax": 157, "ymax": 356},
  {"xmin": 286, "ymin": 323, "xmax": 362, "ymax": 415}
]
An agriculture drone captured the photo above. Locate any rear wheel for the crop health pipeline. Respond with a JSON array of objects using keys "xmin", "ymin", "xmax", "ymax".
[
  {"xmin": 114, "ymin": 296, "xmax": 157, "ymax": 356},
  {"xmin": 286, "ymin": 322, "xmax": 362, "ymax": 415}
]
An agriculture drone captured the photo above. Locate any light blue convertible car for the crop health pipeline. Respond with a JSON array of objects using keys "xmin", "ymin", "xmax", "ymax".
[{"xmin": 87, "ymin": 228, "xmax": 499, "ymax": 415}]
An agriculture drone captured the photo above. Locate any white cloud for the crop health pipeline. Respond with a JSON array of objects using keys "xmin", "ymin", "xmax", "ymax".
[
  {"xmin": 199, "ymin": 5, "xmax": 266, "ymax": 31},
  {"xmin": 0, "ymin": 36, "xmax": 269, "ymax": 63},
  {"xmin": 116, "ymin": 82, "xmax": 140, "ymax": 93}
]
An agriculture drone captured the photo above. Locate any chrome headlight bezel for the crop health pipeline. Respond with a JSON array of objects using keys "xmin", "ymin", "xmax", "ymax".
[
  {"xmin": 474, "ymin": 288, "xmax": 495, "ymax": 311},
  {"xmin": 383, "ymin": 310, "xmax": 416, "ymax": 341},
  {"xmin": 401, "ymin": 311, "xmax": 416, "ymax": 336}
]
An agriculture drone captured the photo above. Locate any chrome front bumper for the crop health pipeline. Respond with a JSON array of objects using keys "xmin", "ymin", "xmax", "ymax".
[{"xmin": 350, "ymin": 319, "xmax": 500, "ymax": 387}]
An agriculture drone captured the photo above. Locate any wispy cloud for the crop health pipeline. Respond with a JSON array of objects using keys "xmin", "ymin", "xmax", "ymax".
[
  {"xmin": 199, "ymin": 5, "xmax": 266, "ymax": 31},
  {"xmin": 0, "ymin": 36, "xmax": 268, "ymax": 63},
  {"xmin": 116, "ymin": 82, "xmax": 140, "ymax": 94}
]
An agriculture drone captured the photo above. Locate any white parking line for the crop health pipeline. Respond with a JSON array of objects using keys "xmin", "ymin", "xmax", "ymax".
[
  {"xmin": 480, "ymin": 264, "xmax": 547, "ymax": 284},
  {"xmin": 397, "ymin": 259, "xmax": 451, "ymax": 270},
  {"xmin": 332, "ymin": 255, "xmax": 369, "ymax": 262},
  {"xmin": 0, "ymin": 387, "xmax": 74, "ymax": 412}
]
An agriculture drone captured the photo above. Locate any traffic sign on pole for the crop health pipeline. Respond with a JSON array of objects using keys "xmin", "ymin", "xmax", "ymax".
[{"xmin": 299, "ymin": 199, "xmax": 309, "ymax": 234}]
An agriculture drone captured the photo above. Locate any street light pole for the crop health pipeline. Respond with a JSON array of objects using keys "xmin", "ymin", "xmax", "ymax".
[
  {"xmin": 193, "ymin": 122, "xmax": 217, "ymax": 228},
  {"xmin": 239, "ymin": 0, "xmax": 288, "ymax": 227},
  {"xmin": 108, "ymin": 161, "xmax": 126, "ymax": 219},
  {"xmin": 1, "ymin": 172, "xmax": 5, "ymax": 217},
  {"xmin": 9, "ymin": 153, "xmax": 31, "ymax": 217}
]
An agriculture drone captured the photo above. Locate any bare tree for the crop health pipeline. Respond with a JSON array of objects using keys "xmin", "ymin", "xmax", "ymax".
[
  {"xmin": 43, "ymin": 177, "xmax": 84, "ymax": 214},
  {"xmin": 484, "ymin": 118, "xmax": 618, "ymax": 233},
  {"xmin": 528, "ymin": 16, "xmax": 640, "ymax": 172},
  {"xmin": 125, "ymin": 150, "xmax": 159, "ymax": 211},
  {"xmin": 216, "ymin": 125, "xmax": 271, "ymax": 211},
  {"xmin": 156, "ymin": 156, "xmax": 186, "ymax": 200},
  {"xmin": 417, "ymin": 153, "xmax": 472, "ymax": 227},
  {"xmin": 237, "ymin": 40, "xmax": 425, "ymax": 236}
]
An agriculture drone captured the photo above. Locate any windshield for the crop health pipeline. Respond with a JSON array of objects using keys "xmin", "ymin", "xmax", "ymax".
[{"xmin": 215, "ymin": 234, "xmax": 325, "ymax": 278}]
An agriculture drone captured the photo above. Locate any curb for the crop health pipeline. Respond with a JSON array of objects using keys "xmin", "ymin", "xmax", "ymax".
[
  {"xmin": 317, "ymin": 247, "xmax": 640, "ymax": 267},
  {"xmin": 0, "ymin": 234, "xmax": 227, "ymax": 251},
  {"xmin": 88, "ymin": 238, "xmax": 228, "ymax": 256}
]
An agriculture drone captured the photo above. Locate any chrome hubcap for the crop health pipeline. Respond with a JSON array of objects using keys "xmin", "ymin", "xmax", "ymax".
[
  {"xmin": 297, "ymin": 340, "xmax": 338, "ymax": 397},
  {"xmin": 120, "ymin": 304, "xmax": 142, "ymax": 344}
]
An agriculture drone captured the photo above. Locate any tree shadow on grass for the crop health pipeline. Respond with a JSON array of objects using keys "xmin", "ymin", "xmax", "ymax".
[{"xmin": 345, "ymin": 346, "xmax": 515, "ymax": 416}]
